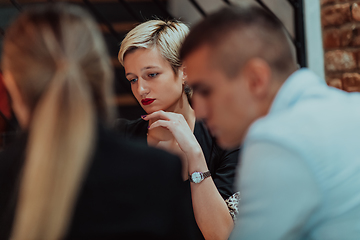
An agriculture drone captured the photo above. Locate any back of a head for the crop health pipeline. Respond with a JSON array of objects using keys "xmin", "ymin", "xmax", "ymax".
[
  {"xmin": 118, "ymin": 19, "xmax": 189, "ymax": 73},
  {"xmin": 180, "ymin": 5, "xmax": 297, "ymax": 80},
  {"xmin": 2, "ymin": 3, "xmax": 114, "ymax": 120},
  {"xmin": 2, "ymin": 4, "xmax": 114, "ymax": 240}
]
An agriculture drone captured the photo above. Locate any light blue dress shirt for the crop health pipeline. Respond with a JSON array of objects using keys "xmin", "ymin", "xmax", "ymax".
[{"xmin": 231, "ymin": 68, "xmax": 360, "ymax": 240}]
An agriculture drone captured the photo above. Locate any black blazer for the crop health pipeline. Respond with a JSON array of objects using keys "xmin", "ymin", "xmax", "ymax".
[{"xmin": 0, "ymin": 124, "xmax": 201, "ymax": 240}]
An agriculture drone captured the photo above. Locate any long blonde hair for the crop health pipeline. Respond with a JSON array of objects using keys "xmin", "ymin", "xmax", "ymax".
[{"xmin": 2, "ymin": 4, "xmax": 114, "ymax": 239}]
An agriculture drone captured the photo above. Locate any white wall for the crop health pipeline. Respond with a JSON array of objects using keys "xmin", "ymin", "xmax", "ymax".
[{"xmin": 303, "ymin": 0, "xmax": 325, "ymax": 79}]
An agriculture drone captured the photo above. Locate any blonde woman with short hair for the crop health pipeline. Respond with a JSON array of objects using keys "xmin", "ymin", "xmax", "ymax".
[
  {"xmin": 117, "ymin": 19, "xmax": 240, "ymax": 240},
  {"xmin": 0, "ymin": 4, "xmax": 198, "ymax": 240}
]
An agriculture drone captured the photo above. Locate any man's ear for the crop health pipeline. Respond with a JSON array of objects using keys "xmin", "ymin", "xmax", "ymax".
[{"xmin": 242, "ymin": 58, "xmax": 271, "ymax": 99}]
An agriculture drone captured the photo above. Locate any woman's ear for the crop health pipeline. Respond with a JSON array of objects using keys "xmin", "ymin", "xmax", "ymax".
[{"xmin": 179, "ymin": 65, "xmax": 187, "ymax": 84}]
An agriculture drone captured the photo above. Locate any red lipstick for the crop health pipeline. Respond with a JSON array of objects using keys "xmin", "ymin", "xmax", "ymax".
[{"xmin": 141, "ymin": 98, "xmax": 155, "ymax": 105}]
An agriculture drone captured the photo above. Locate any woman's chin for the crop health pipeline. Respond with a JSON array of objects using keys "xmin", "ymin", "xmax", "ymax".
[
  {"xmin": 142, "ymin": 106, "xmax": 166, "ymax": 114},
  {"xmin": 143, "ymin": 108, "xmax": 156, "ymax": 114}
]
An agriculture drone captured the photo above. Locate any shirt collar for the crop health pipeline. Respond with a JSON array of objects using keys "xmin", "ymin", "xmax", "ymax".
[{"xmin": 269, "ymin": 68, "xmax": 326, "ymax": 115}]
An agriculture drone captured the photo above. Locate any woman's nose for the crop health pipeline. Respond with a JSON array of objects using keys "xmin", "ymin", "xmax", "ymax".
[{"xmin": 137, "ymin": 79, "xmax": 149, "ymax": 97}]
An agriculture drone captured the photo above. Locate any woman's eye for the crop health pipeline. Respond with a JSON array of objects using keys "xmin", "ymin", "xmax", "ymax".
[
  {"xmin": 148, "ymin": 73, "xmax": 158, "ymax": 78},
  {"xmin": 129, "ymin": 78, "xmax": 138, "ymax": 84}
]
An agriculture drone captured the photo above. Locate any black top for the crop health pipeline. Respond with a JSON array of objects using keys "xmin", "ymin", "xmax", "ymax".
[
  {"xmin": 115, "ymin": 118, "xmax": 240, "ymax": 200},
  {"xmin": 0, "ymin": 124, "xmax": 201, "ymax": 240}
]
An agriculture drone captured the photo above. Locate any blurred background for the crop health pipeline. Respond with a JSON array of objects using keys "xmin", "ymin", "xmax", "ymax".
[{"xmin": 2, "ymin": 0, "xmax": 356, "ymax": 149}]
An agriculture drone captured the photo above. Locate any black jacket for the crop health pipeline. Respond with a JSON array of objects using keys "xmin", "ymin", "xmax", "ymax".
[{"xmin": 0, "ymin": 124, "xmax": 200, "ymax": 240}]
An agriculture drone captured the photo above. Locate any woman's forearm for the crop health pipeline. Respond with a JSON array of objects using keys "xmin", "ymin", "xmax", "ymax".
[
  {"xmin": 144, "ymin": 111, "xmax": 235, "ymax": 238},
  {"xmin": 188, "ymin": 150, "xmax": 234, "ymax": 240}
]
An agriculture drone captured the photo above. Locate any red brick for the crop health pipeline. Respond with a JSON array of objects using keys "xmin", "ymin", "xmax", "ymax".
[
  {"xmin": 322, "ymin": 3, "xmax": 351, "ymax": 27},
  {"xmin": 323, "ymin": 27, "xmax": 354, "ymax": 49},
  {"xmin": 350, "ymin": 26, "xmax": 360, "ymax": 46},
  {"xmin": 342, "ymin": 72, "xmax": 360, "ymax": 92},
  {"xmin": 323, "ymin": 29, "xmax": 341, "ymax": 49},
  {"xmin": 340, "ymin": 27, "xmax": 354, "ymax": 46},
  {"xmin": 325, "ymin": 50, "xmax": 357, "ymax": 71},
  {"xmin": 352, "ymin": 2, "xmax": 360, "ymax": 22},
  {"xmin": 321, "ymin": 0, "xmax": 351, "ymax": 5},
  {"xmin": 321, "ymin": 0, "xmax": 335, "ymax": 5},
  {"xmin": 327, "ymin": 78, "xmax": 343, "ymax": 89},
  {"xmin": 355, "ymin": 51, "xmax": 360, "ymax": 68}
]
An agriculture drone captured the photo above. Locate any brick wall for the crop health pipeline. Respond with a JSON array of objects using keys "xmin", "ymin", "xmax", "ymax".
[{"xmin": 322, "ymin": 0, "xmax": 360, "ymax": 91}]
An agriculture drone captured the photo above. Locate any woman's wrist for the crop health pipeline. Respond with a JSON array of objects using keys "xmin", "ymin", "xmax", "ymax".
[
  {"xmin": 181, "ymin": 139, "xmax": 199, "ymax": 153},
  {"xmin": 187, "ymin": 148, "xmax": 208, "ymax": 173}
]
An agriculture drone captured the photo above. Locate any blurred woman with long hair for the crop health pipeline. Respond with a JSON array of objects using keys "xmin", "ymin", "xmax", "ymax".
[{"xmin": 0, "ymin": 4, "xmax": 197, "ymax": 240}]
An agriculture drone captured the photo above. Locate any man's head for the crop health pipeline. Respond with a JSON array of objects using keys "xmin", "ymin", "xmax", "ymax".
[{"xmin": 181, "ymin": 5, "xmax": 298, "ymax": 149}]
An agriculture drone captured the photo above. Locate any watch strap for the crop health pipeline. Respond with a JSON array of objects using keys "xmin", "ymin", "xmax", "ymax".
[
  {"xmin": 202, "ymin": 170, "xmax": 211, "ymax": 179},
  {"xmin": 189, "ymin": 170, "xmax": 211, "ymax": 183}
]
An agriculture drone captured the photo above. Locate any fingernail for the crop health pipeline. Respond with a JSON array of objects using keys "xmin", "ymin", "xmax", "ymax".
[
  {"xmin": 141, "ymin": 115, "xmax": 147, "ymax": 119},
  {"xmin": 147, "ymin": 126, "xmax": 150, "ymax": 129}
]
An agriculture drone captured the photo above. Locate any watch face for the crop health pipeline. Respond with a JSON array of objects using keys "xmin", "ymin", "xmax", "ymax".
[{"xmin": 192, "ymin": 172, "xmax": 202, "ymax": 183}]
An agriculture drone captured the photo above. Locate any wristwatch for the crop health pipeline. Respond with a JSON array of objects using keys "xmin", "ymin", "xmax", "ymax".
[{"xmin": 189, "ymin": 170, "xmax": 211, "ymax": 183}]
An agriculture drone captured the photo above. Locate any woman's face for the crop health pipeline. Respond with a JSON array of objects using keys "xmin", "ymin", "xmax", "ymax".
[{"xmin": 123, "ymin": 47, "xmax": 184, "ymax": 114}]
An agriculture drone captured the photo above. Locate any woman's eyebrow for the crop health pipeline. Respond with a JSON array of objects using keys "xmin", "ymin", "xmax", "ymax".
[
  {"xmin": 125, "ymin": 72, "xmax": 134, "ymax": 77},
  {"xmin": 141, "ymin": 66, "xmax": 159, "ymax": 71},
  {"xmin": 126, "ymin": 66, "xmax": 160, "ymax": 76}
]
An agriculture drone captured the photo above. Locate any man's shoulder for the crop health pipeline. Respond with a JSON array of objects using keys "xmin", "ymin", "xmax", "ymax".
[
  {"xmin": 247, "ymin": 86, "xmax": 360, "ymax": 145},
  {"xmin": 244, "ymin": 86, "xmax": 360, "ymax": 185}
]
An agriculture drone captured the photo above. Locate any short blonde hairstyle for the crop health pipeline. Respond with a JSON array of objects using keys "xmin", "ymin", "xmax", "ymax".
[{"xmin": 118, "ymin": 20, "xmax": 189, "ymax": 73}]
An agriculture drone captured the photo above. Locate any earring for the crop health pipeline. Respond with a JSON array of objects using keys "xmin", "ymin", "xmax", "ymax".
[{"xmin": 184, "ymin": 81, "xmax": 192, "ymax": 95}]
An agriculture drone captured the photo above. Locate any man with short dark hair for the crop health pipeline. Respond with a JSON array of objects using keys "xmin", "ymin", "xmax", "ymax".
[{"xmin": 181, "ymin": 5, "xmax": 360, "ymax": 240}]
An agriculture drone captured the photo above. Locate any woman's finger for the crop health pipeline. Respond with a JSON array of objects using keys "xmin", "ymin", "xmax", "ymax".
[
  {"xmin": 148, "ymin": 119, "xmax": 172, "ymax": 130},
  {"xmin": 142, "ymin": 110, "xmax": 167, "ymax": 121},
  {"xmin": 142, "ymin": 110, "xmax": 179, "ymax": 121}
]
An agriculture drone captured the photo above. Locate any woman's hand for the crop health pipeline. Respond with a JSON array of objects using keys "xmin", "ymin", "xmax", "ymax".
[
  {"xmin": 144, "ymin": 111, "xmax": 234, "ymax": 239},
  {"xmin": 142, "ymin": 110, "xmax": 202, "ymax": 155}
]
